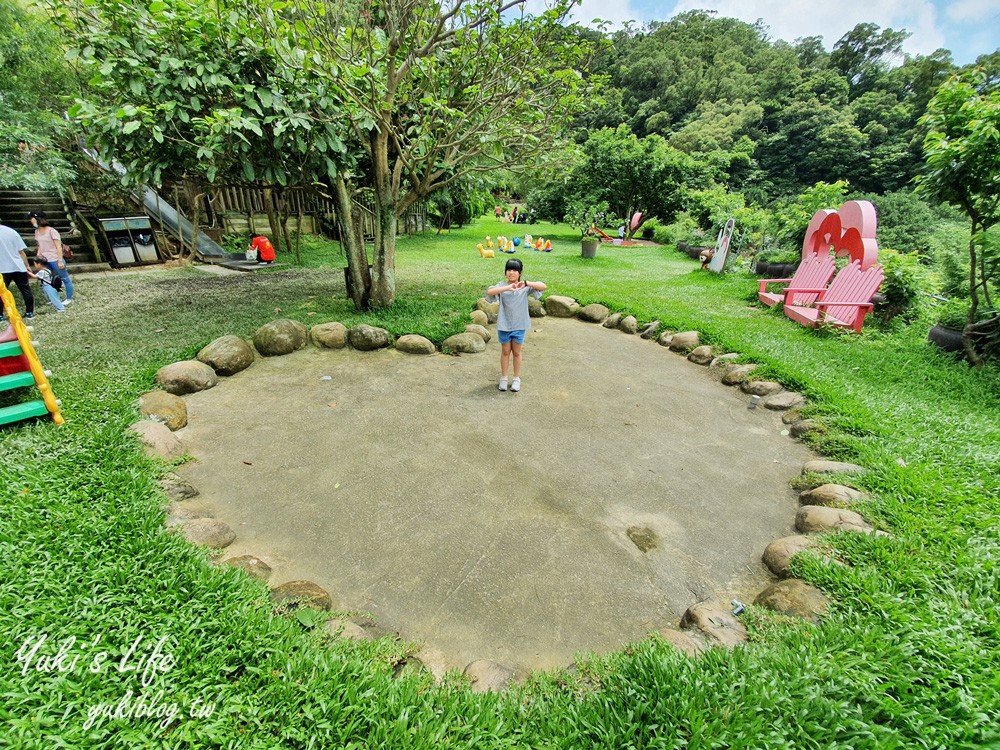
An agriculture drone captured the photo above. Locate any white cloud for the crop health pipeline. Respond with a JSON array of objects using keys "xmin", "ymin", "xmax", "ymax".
[
  {"xmin": 669, "ymin": 0, "xmax": 946, "ymax": 55},
  {"xmin": 946, "ymin": 0, "xmax": 998, "ymax": 23},
  {"xmin": 521, "ymin": 0, "xmax": 643, "ymax": 28}
]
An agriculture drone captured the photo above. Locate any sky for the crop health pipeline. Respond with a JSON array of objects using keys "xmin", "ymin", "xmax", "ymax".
[{"xmin": 535, "ymin": 0, "xmax": 1000, "ymax": 65}]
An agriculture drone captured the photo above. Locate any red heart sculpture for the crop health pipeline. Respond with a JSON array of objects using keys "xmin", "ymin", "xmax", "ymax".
[{"xmin": 801, "ymin": 200, "xmax": 878, "ymax": 270}]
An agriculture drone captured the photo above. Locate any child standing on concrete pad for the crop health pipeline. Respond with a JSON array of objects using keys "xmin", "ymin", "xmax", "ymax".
[{"xmin": 486, "ymin": 258, "xmax": 546, "ymax": 392}]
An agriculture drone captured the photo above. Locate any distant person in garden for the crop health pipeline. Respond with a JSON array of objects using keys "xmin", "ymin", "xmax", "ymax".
[
  {"xmin": 0, "ymin": 222, "xmax": 35, "ymax": 319},
  {"xmin": 511, "ymin": 207, "xmax": 518, "ymax": 224},
  {"xmin": 28, "ymin": 256, "xmax": 66, "ymax": 313},
  {"xmin": 29, "ymin": 212, "xmax": 73, "ymax": 305},
  {"xmin": 486, "ymin": 257, "xmax": 546, "ymax": 393},
  {"xmin": 618, "ymin": 223, "xmax": 626, "ymax": 240},
  {"xmin": 248, "ymin": 235, "xmax": 276, "ymax": 264},
  {"xmin": 495, "ymin": 205, "xmax": 502, "ymax": 220}
]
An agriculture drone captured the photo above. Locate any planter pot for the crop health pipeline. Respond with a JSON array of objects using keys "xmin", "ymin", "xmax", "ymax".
[
  {"xmin": 927, "ymin": 324, "xmax": 965, "ymax": 353},
  {"xmin": 581, "ymin": 238, "xmax": 599, "ymax": 259}
]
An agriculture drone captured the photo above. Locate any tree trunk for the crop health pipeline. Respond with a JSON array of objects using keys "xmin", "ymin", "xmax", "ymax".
[
  {"xmin": 964, "ymin": 219, "xmax": 983, "ymax": 367},
  {"xmin": 332, "ymin": 175, "xmax": 371, "ymax": 310},
  {"xmin": 263, "ymin": 187, "xmax": 282, "ymax": 254},
  {"xmin": 190, "ymin": 192, "xmax": 205, "ymax": 261},
  {"xmin": 370, "ymin": 129, "xmax": 397, "ymax": 309},
  {"xmin": 275, "ymin": 189, "xmax": 293, "ymax": 262}
]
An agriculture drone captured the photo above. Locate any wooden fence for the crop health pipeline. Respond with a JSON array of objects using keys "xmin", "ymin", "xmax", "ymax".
[{"xmin": 207, "ymin": 186, "xmax": 426, "ymax": 242}]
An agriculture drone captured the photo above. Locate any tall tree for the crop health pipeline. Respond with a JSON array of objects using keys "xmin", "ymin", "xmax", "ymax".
[
  {"xmin": 830, "ymin": 22, "xmax": 910, "ymax": 98},
  {"xmin": 917, "ymin": 69, "xmax": 1000, "ymax": 365},
  {"xmin": 0, "ymin": 0, "xmax": 76, "ymax": 189},
  {"xmin": 571, "ymin": 125, "xmax": 711, "ymax": 236},
  {"xmin": 54, "ymin": 0, "xmax": 351, "ymax": 256},
  {"xmin": 271, "ymin": 0, "xmax": 597, "ymax": 308}
]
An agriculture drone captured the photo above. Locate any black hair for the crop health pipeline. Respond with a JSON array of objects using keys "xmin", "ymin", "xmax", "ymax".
[
  {"xmin": 29, "ymin": 255, "xmax": 47, "ymax": 266},
  {"xmin": 504, "ymin": 257, "xmax": 523, "ymax": 278},
  {"xmin": 28, "ymin": 211, "xmax": 49, "ymax": 227}
]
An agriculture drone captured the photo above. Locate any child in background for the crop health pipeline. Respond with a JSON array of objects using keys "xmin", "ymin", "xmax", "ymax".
[
  {"xmin": 486, "ymin": 258, "xmax": 546, "ymax": 393},
  {"xmin": 28, "ymin": 256, "xmax": 65, "ymax": 312},
  {"xmin": 248, "ymin": 235, "xmax": 276, "ymax": 264}
]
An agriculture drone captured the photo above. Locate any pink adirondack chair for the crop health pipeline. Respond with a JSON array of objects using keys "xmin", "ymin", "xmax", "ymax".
[
  {"xmin": 784, "ymin": 261, "xmax": 885, "ymax": 333},
  {"xmin": 758, "ymin": 253, "xmax": 837, "ymax": 307}
]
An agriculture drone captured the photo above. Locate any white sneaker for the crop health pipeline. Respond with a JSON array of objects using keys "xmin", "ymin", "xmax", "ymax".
[
  {"xmin": 498, "ymin": 377, "xmax": 508, "ymax": 391},
  {"xmin": 62, "ymin": 298, "xmax": 72, "ymax": 305},
  {"xmin": 511, "ymin": 377, "xmax": 521, "ymax": 392}
]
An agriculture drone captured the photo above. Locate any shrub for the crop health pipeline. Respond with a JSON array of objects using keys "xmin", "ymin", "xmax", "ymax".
[{"xmin": 875, "ymin": 248, "xmax": 938, "ymax": 323}]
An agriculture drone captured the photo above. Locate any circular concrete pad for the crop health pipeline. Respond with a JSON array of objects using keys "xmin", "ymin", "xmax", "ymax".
[{"xmin": 177, "ymin": 317, "xmax": 811, "ymax": 671}]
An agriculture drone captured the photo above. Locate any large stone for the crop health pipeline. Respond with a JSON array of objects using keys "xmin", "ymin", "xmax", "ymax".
[
  {"xmin": 754, "ymin": 579, "xmax": 829, "ymax": 623},
  {"xmin": 154, "ymin": 360, "xmax": 219, "ymax": 395},
  {"xmin": 721, "ymin": 364, "xmax": 757, "ymax": 385},
  {"xmin": 657, "ymin": 332, "xmax": 673, "ymax": 347},
  {"xmin": 544, "ymin": 295, "xmax": 580, "ymax": 318},
  {"xmin": 790, "ymin": 419, "xmax": 819, "ymax": 438},
  {"xmin": 527, "ymin": 297, "xmax": 546, "ymax": 318},
  {"xmin": 130, "ymin": 420, "xmax": 185, "ymax": 461},
  {"xmin": 799, "ymin": 484, "xmax": 864, "ymax": 507},
  {"xmin": 158, "ymin": 473, "xmax": 199, "ymax": 501},
  {"xmin": 348, "ymin": 324, "xmax": 391, "ymax": 351},
  {"xmin": 657, "ymin": 628, "xmax": 707, "ymax": 657},
  {"xmin": 197, "ymin": 335, "xmax": 255, "ymax": 375},
  {"xmin": 470, "ymin": 309, "xmax": 490, "ymax": 327},
  {"xmin": 269, "ymin": 580, "xmax": 332, "ymax": 611},
  {"xmin": 254, "ymin": 319, "xmax": 309, "ymax": 356},
  {"xmin": 475, "ymin": 299, "xmax": 499, "ymax": 324},
  {"xmin": 740, "ymin": 380, "xmax": 784, "ymax": 397},
  {"xmin": 782, "ymin": 409, "xmax": 805, "ymax": 424},
  {"xmin": 181, "ymin": 518, "xmax": 235, "ymax": 549},
  {"xmin": 796, "ymin": 505, "xmax": 873, "ymax": 534},
  {"xmin": 619, "ymin": 315, "xmax": 638, "ymax": 334},
  {"xmin": 310, "ymin": 322, "xmax": 348, "ymax": 349},
  {"xmin": 680, "ymin": 601, "xmax": 747, "ymax": 648},
  {"xmin": 669, "ymin": 331, "xmax": 700, "ymax": 353},
  {"xmin": 165, "ymin": 503, "xmax": 211, "ymax": 528},
  {"xmin": 687, "ymin": 345, "xmax": 714, "ymax": 365},
  {"xmin": 325, "ymin": 618, "xmax": 374, "ymax": 642},
  {"xmin": 640, "ymin": 320, "xmax": 660, "ymax": 339},
  {"xmin": 395, "ymin": 334, "xmax": 436, "ymax": 355},
  {"xmin": 763, "ymin": 391, "xmax": 805, "ymax": 411},
  {"xmin": 762, "ymin": 535, "xmax": 813, "ymax": 578},
  {"xmin": 138, "ymin": 390, "xmax": 188, "ymax": 431},
  {"xmin": 465, "ymin": 324, "xmax": 491, "ymax": 343},
  {"xmin": 224, "ymin": 555, "xmax": 272, "ymax": 582},
  {"xmin": 578, "ymin": 303, "xmax": 610, "ymax": 323},
  {"xmin": 602, "ymin": 312, "xmax": 623, "ymax": 329},
  {"xmin": 442, "ymin": 332, "xmax": 486, "ymax": 354},
  {"xmin": 463, "ymin": 660, "xmax": 516, "ymax": 693},
  {"xmin": 709, "ymin": 353, "xmax": 740, "ymax": 369},
  {"xmin": 802, "ymin": 460, "xmax": 866, "ymax": 475}
]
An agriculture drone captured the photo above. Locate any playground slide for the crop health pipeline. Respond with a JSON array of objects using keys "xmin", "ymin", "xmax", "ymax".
[
  {"xmin": 140, "ymin": 186, "xmax": 229, "ymax": 259},
  {"xmin": 80, "ymin": 144, "xmax": 230, "ymax": 260}
]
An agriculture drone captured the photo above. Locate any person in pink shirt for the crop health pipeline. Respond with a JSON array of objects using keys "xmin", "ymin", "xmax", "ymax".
[{"xmin": 29, "ymin": 212, "xmax": 73, "ymax": 305}]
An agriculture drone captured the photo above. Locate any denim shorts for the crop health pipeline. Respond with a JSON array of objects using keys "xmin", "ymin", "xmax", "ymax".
[{"xmin": 497, "ymin": 329, "xmax": 526, "ymax": 345}]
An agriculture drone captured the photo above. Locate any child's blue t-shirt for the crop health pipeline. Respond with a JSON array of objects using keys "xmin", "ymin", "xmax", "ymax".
[{"xmin": 486, "ymin": 281, "xmax": 542, "ymax": 332}]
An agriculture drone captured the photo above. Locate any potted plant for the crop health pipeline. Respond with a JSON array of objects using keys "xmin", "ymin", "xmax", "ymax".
[
  {"xmin": 928, "ymin": 298, "xmax": 999, "ymax": 357},
  {"xmin": 564, "ymin": 200, "xmax": 611, "ymax": 259}
]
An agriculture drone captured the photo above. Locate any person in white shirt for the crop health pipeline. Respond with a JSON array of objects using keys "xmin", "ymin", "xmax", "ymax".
[{"xmin": 0, "ymin": 223, "xmax": 35, "ymax": 319}]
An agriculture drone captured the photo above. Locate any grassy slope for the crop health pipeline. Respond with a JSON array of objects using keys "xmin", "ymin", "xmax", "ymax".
[{"xmin": 1, "ymin": 218, "xmax": 998, "ymax": 748}]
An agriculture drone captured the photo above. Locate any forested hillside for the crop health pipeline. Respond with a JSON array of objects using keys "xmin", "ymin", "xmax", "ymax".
[{"xmin": 576, "ymin": 11, "xmax": 994, "ymax": 200}]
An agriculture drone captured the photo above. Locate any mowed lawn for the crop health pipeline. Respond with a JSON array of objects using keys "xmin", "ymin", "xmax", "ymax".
[{"xmin": 2, "ymin": 218, "xmax": 998, "ymax": 748}]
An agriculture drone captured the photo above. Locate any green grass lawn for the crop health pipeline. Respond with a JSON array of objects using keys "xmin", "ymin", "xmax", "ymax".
[{"xmin": 2, "ymin": 217, "xmax": 998, "ymax": 748}]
